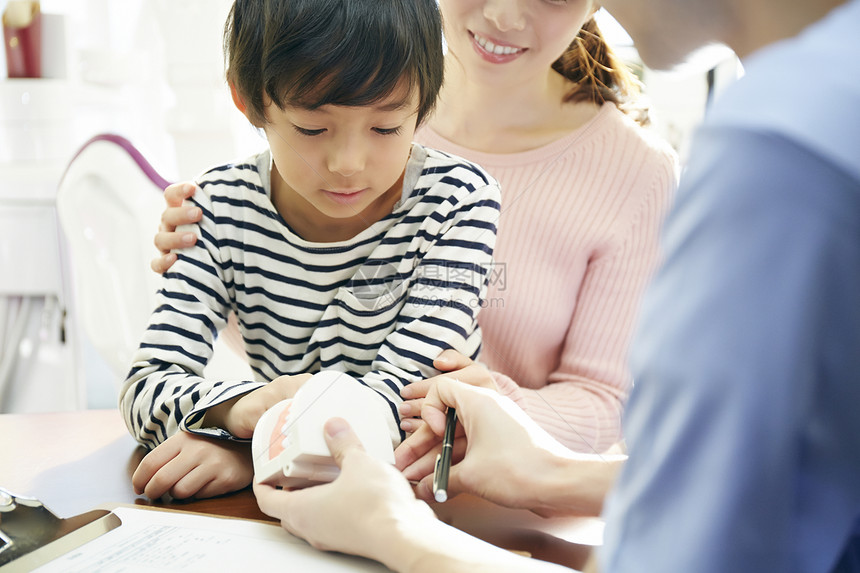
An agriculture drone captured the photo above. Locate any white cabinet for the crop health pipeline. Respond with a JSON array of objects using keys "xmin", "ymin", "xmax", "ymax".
[
  {"xmin": 0, "ymin": 162, "xmax": 67, "ymax": 297},
  {"xmin": 0, "ymin": 78, "xmax": 82, "ymax": 413}
]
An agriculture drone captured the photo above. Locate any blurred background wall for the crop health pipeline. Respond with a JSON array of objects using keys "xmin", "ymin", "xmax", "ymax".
[{"xmin": 0, "ymin": 0, "xmax": 738, "ymax": 414}]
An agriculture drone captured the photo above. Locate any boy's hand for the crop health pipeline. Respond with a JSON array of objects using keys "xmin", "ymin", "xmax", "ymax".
[
  {"xmin": 133, "ymin": 431, "xmax": 253, "ymax": 500},
  {"xmin": 398, "ymin": 349, "xmax": 497, "ymax": 433},
  {"xmin": 151, "ymin": 182, "xmax": 202, "ymax": 274},
  {"xmin": 204, "ymin": 373, "xmax": 313, "ymax": 439}
]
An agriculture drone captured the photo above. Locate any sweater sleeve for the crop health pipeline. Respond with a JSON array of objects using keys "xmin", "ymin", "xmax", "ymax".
[
  {"xmin": 119, "ymin": 186, "xmax": 263, "ymax": 448},
  {"xmin": 500, "ymin": 150, "xmax": 677, "ymax": 453}
]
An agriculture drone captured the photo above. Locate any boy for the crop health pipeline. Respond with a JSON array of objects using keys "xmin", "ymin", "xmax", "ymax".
[{"xmin": 120, "ymin": 0, "xmax": 500, "ymax": 500}]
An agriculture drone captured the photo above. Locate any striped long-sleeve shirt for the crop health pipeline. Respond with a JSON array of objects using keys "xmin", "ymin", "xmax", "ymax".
[{"xmin": 120, "ymin": 144, "xmax": 500, "ymax": 448}]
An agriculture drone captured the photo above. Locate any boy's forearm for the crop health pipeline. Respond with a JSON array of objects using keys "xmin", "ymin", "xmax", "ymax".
[{"xmin": 120, "ymin": 362, "xmax": 193, "ymax": 446}]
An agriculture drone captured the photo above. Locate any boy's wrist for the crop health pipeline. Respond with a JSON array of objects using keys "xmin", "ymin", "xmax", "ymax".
[{"xmin": 200, "ymin": 396, "xmax": 241, "ymax": 432}]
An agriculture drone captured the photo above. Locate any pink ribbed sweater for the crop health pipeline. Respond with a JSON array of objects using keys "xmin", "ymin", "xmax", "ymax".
[{"xmin": 415, "ymin": 103, "xmax": 678, "ymax": 453}]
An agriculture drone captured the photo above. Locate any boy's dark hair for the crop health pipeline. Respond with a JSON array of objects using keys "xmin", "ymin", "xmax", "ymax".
[{"xmin": 225, "ymin": 0, "xmax": 444, "ymax": 127}]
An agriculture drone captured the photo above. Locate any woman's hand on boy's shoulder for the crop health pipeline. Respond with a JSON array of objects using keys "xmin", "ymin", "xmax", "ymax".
[{"xmin": 151, "ymin": 182, "xmax": 203, "ymax": 274}]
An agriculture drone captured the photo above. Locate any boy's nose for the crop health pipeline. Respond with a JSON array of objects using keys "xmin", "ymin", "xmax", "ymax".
[
  {"xmin": 327, "ymin": 143, "xmax": 365, "ymax": 178},
  {"xmin": 483, "ymin": 0, "xmax": 526, "ymax": 32}
]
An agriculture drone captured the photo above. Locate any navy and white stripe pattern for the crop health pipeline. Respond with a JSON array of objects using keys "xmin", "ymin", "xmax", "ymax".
[{"xmin": 120, "ymin": 144, "xmax": 500, "ymax": 448}]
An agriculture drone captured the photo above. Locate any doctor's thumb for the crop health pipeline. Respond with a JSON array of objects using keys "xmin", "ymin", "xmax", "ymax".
[{"xmin": 324, "ymin": 417, "xmax": 366, "ymax": 466}]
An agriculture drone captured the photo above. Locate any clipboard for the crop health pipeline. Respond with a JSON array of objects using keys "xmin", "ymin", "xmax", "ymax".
[
  {"xmin": 0, "ymin": 488, "xmax": 115, "ymax": 572},
  {"xmin": 0, "ymin": 500, "xmax": 389, "ymax": 572}
]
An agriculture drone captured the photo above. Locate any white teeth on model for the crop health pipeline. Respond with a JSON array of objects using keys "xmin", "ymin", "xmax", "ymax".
[{"xmin": 474, "ymin": 34, "xmax": 521, "ymax": 55}]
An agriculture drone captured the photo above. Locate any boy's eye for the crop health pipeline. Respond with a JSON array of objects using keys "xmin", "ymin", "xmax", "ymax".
[
  {"xmin": 292, "ymin": 125, "xmax": 326, "ymax": 136},
  {"xmin": 373, "ymin": 126, "xmax": 403, "ymax": 136}
]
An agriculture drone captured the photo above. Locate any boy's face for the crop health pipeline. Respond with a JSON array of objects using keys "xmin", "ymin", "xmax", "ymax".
[{"xmin": 261, "ymin": 85, "xmax": 419, "ymax": 234}]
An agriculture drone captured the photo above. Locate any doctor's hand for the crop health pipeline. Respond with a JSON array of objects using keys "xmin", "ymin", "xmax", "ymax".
[
  {"xmin": 398, "ymin": 350, "xmax": 498, "ymax": 434},
  {"xmin": 254, "ymin": 418, "xmax": 436, "ymax": 562},
  {"xmin": 151, "ymin": 182, "xmax": 202, "ymax": 274},
  {"xmin": 203, "ymin": 373, "xmax": 312, "ymax": 439},
  {"xmin": 133, "ymin": 431, "xmax": 253, "ymax": 500},
  {"xmin": 395, "ymin": 378, "xmax": 617, "ymax": 517}
]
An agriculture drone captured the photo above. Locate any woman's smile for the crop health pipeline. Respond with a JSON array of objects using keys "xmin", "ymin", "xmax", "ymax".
[{"xmin": 470, "ymin": 31, "xmax": 527, "ymax": 63}]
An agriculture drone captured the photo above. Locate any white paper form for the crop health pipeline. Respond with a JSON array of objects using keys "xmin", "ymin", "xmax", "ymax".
[{"xmin": 33, "ymin": 507, "xmax": 389, "ymax": 572}]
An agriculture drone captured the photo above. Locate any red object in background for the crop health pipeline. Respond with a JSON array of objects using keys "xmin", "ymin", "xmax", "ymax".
[{"xmin": 4, "ymin": 8, "xmax": 42, "ymax": 78}]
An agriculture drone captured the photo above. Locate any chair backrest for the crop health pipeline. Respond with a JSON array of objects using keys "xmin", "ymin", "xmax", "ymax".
[
  {"xmin": 56, "ymin": 134, "xmax": 254, "ymax": 386},
  {"xmin": 56, "ymin": 134, "xmax": 169, "ymax": 380}
]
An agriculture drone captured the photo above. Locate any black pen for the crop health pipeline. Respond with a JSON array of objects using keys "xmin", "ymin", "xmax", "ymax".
[{"xmin": 432, "ymin": 406, "xmax": 457, "ymax": 503}]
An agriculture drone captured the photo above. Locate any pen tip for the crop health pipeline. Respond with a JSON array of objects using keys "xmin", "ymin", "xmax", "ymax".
[{"xmin": 434, "ymin": 490, "xmax": 447, "ymax": 503}]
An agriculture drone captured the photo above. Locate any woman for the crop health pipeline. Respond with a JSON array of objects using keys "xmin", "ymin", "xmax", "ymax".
[{"xmin": 153, "ymin": 0, "xmax": 677, "ymax": 453}]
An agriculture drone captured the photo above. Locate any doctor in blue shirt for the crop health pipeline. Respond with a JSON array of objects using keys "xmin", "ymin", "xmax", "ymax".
[{"xmin": 599, "ymin": 0, "xmax": 860, "ymax": 571}]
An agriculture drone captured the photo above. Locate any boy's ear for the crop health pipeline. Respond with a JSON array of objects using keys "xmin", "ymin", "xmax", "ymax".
[{"xmin": 230, "ymin": 82, "xmax": 262, "ymax": 126}]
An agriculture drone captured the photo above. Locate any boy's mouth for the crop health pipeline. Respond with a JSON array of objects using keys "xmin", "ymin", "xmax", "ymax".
[{"xmin": 322, "ymin": 188, "xmax": 368, "ymax": 205}]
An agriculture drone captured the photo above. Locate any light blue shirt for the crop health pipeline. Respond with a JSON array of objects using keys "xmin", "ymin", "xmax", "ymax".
[{"xmin": 601, "ymin": 1, "xmax": 860, "ymax": 571}]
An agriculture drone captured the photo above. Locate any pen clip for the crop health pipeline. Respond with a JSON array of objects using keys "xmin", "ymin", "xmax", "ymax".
[{"xmin": 431, "ymin": 453, "xmax": 442, "ymax": 493}]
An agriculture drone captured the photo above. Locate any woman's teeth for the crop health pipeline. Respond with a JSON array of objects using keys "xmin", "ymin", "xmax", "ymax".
[{"xmin": 474, "ymin": 34, "xmax": 522, "ymax": 55}]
